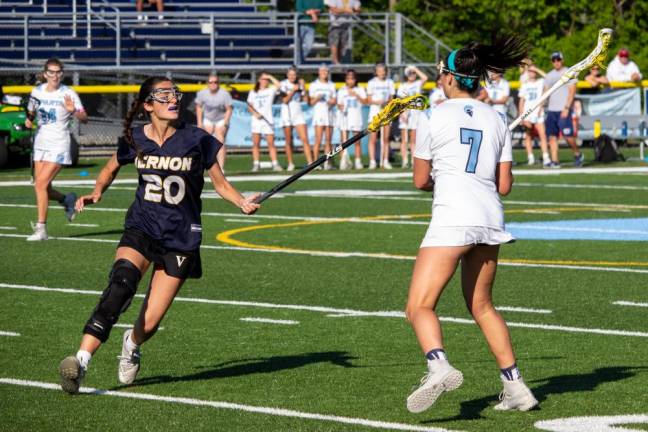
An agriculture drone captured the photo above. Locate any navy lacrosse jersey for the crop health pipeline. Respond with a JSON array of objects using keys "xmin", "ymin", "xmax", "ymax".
[{"xmin": 117, "ymin": 122, "xmax": 221, "ymax": 251}]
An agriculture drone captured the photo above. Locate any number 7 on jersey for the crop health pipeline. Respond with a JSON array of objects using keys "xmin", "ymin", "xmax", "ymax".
[{"xmin": 460, "ymin": 128, "xmax": 483, "ymax": 173}]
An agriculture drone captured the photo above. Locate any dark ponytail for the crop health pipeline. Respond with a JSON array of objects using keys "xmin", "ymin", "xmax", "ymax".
[
  {"xmin": 122, "ymin": 76, "xmax": 172, "ymax": 156},
  {"xmin": 445, "ymin": 34, "xmax": 528, "ymax": 93}
]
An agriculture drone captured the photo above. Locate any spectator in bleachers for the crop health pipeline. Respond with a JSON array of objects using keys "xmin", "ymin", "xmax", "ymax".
[
  {"xmin": 544, "ymin": 51, "xmax": 582, "ymax": 167},
  {"xmin": 325, "ymin": 0, "xmax": 361, "ymax": 64},
  {"xmin": 25, "ymin": 58, "xmax": 88, "ymax": 241},
  {"xmin": 296, "ymin": 0, "xmax": 324, "ymax": 62},
  {"xmin": 248, "ymin": 72, "xmax": 282, "ymax": 172},
  {"xmin": 606, "ymin": 48, "xmax": 642, "ymax": 84},
  {"xmin": 195, "ymin": 72, "xmax": 232, "ymax": 171},
  {"xmin": 279, "ymin": 66, "xmax": 312, "ymax": 170},
  {"xmin": 484, "ymin": 72, "xmax": 510, "ymax": 117},
  {"xmin": 136, "ymin": 0, "xmax": 165, "ymax": 23}
]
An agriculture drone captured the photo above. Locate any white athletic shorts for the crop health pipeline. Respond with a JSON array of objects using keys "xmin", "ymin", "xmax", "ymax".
[
  {"xmin": 526, "ymin": 112, "xmax": 545, "ymax": 125},
  {"xmin": 203, "ymin": 118, "xmax": 227, "ymax": 129},
  {"xmin": 368, "ymin": 105, "xmax": 381, "ymax": 123},
  {"xmin": 280, "ymin": 104, "xmax": 306, "ymax": 127},
  {"xmin": 33, "ymin": 148, "xmax": 72, "ymax": 165},
  {"xmin": 338, "ymin": 115, "xmax": 363, "ymax": 132},
  {"xmin": 251, "ymin": 117, "xmax": 274, "ymax": 135},
  {"xmin": 312, "ymin": 107, "xmax": 334, "ymax": 127},
  {"xmin": 399, "ymin": 110, "xmax": 420, "ymax": 130},
  {"xmin": 420, "ymin": 226, "xmax": 515, "ymax": 248}
]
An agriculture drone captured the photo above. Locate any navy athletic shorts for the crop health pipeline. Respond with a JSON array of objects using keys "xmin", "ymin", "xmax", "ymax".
[
  {"xmin": 545, "ymin": 110, "xmax": 574, "ymax": 137},
  {"xmin": 118, "ymin": 228, "xmax": 202, "ymax": 279}
]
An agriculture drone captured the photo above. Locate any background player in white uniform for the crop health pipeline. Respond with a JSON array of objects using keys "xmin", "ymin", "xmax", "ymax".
[
  {"xmin": 367, "ymin": 63, "xmax": 395, "ymax": 169},
  {"xmin": 247, "ymin": 73, "xmax": 282, "ymax": 172},
  {"xmin": 195, "ymin": 72, "xmax": 232, "ymax": 171},
  {"xmin": 336, "ymin": 69, "xmax": 368, "ymax": 169},
  {"xmin": 397, "ymin": 65, "xmax": 428, "ymax": 168},
  {"xmin": 309, "ymin": 65, "xmax": 337, "ymax": 169},
  {"xmin": 518, "ymin": 66, "xmax": 550, "ymax": 166},
  {"xmin": 279, "ymin": 66, "xmax": 312, "ymax": 171},
  {"xmin": 484, "ymin": 72, "xmax": 510, "ymax": 117},
  {"xmin": 25, "ymin": 58, "xmax": 88, "ymax": 241},
  {"xmin": 427, "ymin": 76, "xmax": 447, "ymax": 117},
  {"xmin": 405, "ymin": 37, "xmax": 538, "ymax": 414}
]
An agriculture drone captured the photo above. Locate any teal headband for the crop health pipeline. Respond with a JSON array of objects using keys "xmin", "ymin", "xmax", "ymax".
[{"xmin": 447, "ymin": 49, "xmax": 479, "ymax": 89}]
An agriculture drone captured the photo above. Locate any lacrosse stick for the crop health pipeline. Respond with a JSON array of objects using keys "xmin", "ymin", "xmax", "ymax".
[
  {"xmin": 25, "ymin": 95, "xmax": 41, "ymax": 183},
  {"xmin": 509, "ymin": 28, "xmax": 613, "ymax": 131},
  {"xmin": 253, "ymin": 94, "xmax": 429, "ymax": 204}
]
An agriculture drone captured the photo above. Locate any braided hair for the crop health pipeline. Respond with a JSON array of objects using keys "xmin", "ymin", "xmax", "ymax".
[
  {"xmin": 444, "ymin": 35, "xmax": 528, "ymax": 94},
  {"xmin": 122, "ymin": 76, "xmax": 171, "ymax": 156}
]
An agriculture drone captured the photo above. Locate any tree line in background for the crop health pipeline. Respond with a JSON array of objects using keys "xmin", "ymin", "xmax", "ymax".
[{"xmin": 373, "ymin": 0, "xmax": 647, "ymax": 79}]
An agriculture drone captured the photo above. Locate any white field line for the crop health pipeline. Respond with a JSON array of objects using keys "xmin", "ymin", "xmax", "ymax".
[
  {"xmin": 2, "ymin": 232, "xmax": 648, "ymax": 275},
  {"xmin": 508, "ymin": 224, "xmax": 648, "ymax": 236},
  {"xmin": 0, "ymin": 331, "xmax": 20, "ymax": 337},
  {"xmin": 224, "ymin": 218, "xmax": 260, "ymax": 223},
  {"xmin": 503, "ymin": 200, "xmax": 648, "ymax": 210},
  {"xmin": 0, "ymin": 378, "xmax": 460, "ymax": 432},
  {"xmin": 515, "ymin": 182, "xmax": 648, "ymax": 191},
  {"xmin": 0, "ymin": 226, "xmax": 17, "ymax": 230},
  {"xmin": 113, "ymin": 323, "xmax": 164, "ymax": 330},
  {"xmin": 613, "ymin": 300, "xmax": 648, "ymax": 308},
  {"xmin": 68, "ymin": 223, "xmax": 99, "ymax": 227},
  {"xmin": 240, "ymin": 317, "xmax": 299, "ymax": 325},
  {"xmin": 521, "ymin": 210, "xmax": 562, "ymax": 215},
  {"xmin": 1, "ymin": 283, "xmax": 646, "ymax": 338}
]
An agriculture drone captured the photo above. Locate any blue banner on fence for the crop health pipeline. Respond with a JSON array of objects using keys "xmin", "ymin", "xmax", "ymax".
[{"xmin": 227, "ymin": 100, "xmax": 371, "ymax": 150}]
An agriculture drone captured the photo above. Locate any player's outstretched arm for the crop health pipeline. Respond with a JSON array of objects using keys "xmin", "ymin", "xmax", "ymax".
[
  {"xmin": 75, "ymin": 154, "xmax": 121, "ymax": 212},
  {"xmin": 207, "ymin": 163, "xmax": 260, "ymax": 215}
]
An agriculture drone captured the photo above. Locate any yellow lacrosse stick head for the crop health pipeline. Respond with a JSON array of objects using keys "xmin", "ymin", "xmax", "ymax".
[
  {"xmin": 367, "ymin": 94, "xmax": 430, "ymax": 133},
  {"xmin": 592, "ymin": 28, "xmax": 614, "ymax": 69}
]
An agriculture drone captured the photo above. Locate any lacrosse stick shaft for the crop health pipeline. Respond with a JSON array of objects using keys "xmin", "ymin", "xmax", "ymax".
[
  {"xmin": 508, "ymin": 76, "xmax": 572, "ymax": 131},
  {"xmin": 253, "ymin": 130, "xmax": 367, "ymax": 204},
  {"xmin": 247, "ymin": 101, "xmax": 274, "ymax": 128}
]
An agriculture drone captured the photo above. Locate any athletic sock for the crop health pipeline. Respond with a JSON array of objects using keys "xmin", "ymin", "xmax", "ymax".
[
  {"xmin": 500, "ymin": 363, "xmax": 521, "ymax": 381},
  {"xmin": 125, "ymin": 332, "xmax": 139, "ymax": 352},
  {"xmin": 425, "ymin": 348, "xmax": 448, "ymax": 361},
  {"xmin": 76, "ymin": 350, "xmax": 92, "ymax": 370}
]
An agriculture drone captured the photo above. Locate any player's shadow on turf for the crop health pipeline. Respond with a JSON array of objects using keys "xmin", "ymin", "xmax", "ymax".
[
  {"xmin": 122, "ymin": 351, "xmax": 358, "ymax": 388},
  {"xmin": 425, "ymin": 366, "xmax": 643, "ymax": 423}
]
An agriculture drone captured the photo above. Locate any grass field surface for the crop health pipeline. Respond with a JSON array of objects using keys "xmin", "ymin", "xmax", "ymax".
[{"xmin": 1, "ymin": 149, "xmax": 647, "ymax": 432}]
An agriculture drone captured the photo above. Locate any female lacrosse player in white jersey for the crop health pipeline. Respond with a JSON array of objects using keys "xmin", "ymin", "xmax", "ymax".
[
  {"xmin": 367, "ymin": 63, "xmax": 395, "ymax": 169},
  {"xmin": 336, "ymin": 69, "xmax": 368, "ymax": 169},
  {"xmin": 405, "ymin": 36, "xmax": 538, "ymax": 414},
  {"xmin": 397, "ymin": 65, "xmax": 428, "ymax": 168},
  {"xmin": 25, "ymin": 58, "xmax": 88, "ymax": 241},
  {"xmin": 518, "ymin": 66, "xmax": 550, "ymax": 166},
  {"xmin": 309, "ymin": 64, "xmax": 337, "ymax": 169},
  {"xmin": 248, "ymin": 72, "xmax": 282, "ymax": 172},
  {"xmin": 279, "ymin": 66, "xmax": 312, "ymax": 170}
]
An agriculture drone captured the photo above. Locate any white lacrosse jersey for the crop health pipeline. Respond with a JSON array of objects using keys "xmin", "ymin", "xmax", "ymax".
[
  {"xmin": 397, "ymin": 80, "xmax": 423, "ymax": 98},
  {"xmin": 336, "ymin": 86, "xmax": 366, "ymax": 131},
  {"xmin": 485, "ymin": 78, "xmax": 510, "ymax": 116},
  {"xmin": 518, "ymin": 79, "xmax": 545, "ymax": 118},
  {"xmin": 367, "ymin": 77, "xmax": 395, "ymax": 118},
  {"xmin": 31, "ymin": 84, "xmax": 84, "ymax": 151},
  {"xmin": 414, "ymin": 98, "xmax": 512, "ymax": 229},
  {"xmin": 247, "ymin": 87, "xmax": 276, "ymax": 125},
  {"xmin": 279, "ymin": 79, "xmax": 304, "ymax": 104},
  {"xmin": 309, "ymin": 79, "xmax": 336, "ymax": 118}
]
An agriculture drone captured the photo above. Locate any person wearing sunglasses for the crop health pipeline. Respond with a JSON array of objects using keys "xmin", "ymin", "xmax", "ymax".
[
  {"xmin": 406, "ymin": 36, "xmax": 538, "ymax": 414},
  {"xmin": 57, "ymin": 77, "xmax": 260, "ymax": 394},
  {"xmin": 25, "ymin": 58, "xmax": 88, "ymax": 241},
  {"xmin": 195, "ymin": 72, "xmax": 233, "ymax": 171}
]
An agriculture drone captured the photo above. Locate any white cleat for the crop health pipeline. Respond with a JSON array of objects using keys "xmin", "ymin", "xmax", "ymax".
[
  {"xmin": 407, "ymin": 362, "xmax": 463, "ymax": 413},
  {"xmin": 382, "ymin": 160, "xmax": 393, "ymax": 170},
  {"xmin": 27, "ymin": 222, "xmax": 48, "ymax": 241},
  {"xmin": 494, "ymin": 378, "xmax": 538, "ymax": 411},
  {"xmin": 272, "ymin": 163, "xmax": 284, "ymax": 172},
  {"xmin": 251, "ymin": 163, "xmax": 260, "ymax": 172},
  {"xmin": 58, "ymin": 356, "xmax": 85, "ymax": 394},
  {"xmin": 354, "ymin": 159, "xmax": 363, "ymax": 170},
  {"xmin": 118, "ymin": 329, "xmax": 141, "ymax": 385},
  {"xmin": 63, "ymin": 192, "xmax": 77, "ymax": 222},
  {"xmin": 287, "ymin": 163, "xmax": 295, "ymax": 171},
  {"xmin": 368, "ymin": 159, "xmax": 377, "ymax": 170}
]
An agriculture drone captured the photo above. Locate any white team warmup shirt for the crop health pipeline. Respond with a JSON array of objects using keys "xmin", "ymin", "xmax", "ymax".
[
  {"xmin": 336, "ymin": 86, "xmax": 366, "ymax": 132},
  {"xmin": 367, "ymin": 77, "xmax": 395, "ymax": 121},
  {"xmin": 31, "ymin": 84, "xmax": 84, "ymax": 153},
  {"xmin": 247, "ymin": 87, "xmax": 276, "ymax": 135},
  {"xmin": 485, "ymin": 78, "xmax": 510, "ymax": 116},
  {"xmin": 309, "ymin": 79, "xmax": 336, "ymax": 127},
  {"xmin": 279, "ymin": 79, "xmax": 306, "ymax": 127},
  {"xmin": 415, "ymin": 98, "xmax": 512, "ymax": 232},
  {"xmin": 397, "ymin": 79, "xmax": 424, "ymax": 129},
  {"xmin": 518, "ymin": 79, "xmax": 545, "ymax": 124}
]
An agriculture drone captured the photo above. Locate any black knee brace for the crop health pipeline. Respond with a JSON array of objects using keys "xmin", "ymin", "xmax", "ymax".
[{"xmin": 83, "ymin": 259, "xmax": 141, "ymax": 342}]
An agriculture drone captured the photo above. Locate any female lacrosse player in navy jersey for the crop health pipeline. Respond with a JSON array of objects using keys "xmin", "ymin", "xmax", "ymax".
[
  {"xmin": 405, "ymin": 36, "xmax": 538, "ymax": 413},
  {"xmin": 57, "ymin": 77, "xmax": 260, "ymax": 394}
]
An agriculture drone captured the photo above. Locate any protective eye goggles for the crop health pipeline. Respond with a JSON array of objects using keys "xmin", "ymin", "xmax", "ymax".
[{"xmin": 146, "ymin": 87, "xmax": 183, "ymax": 103}]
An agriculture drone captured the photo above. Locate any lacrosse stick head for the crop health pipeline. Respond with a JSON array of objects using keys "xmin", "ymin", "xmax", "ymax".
[
  {"xmin": 565, "ymin": 28, "xmax": 614, "ymax": 80},
  {"xmin": 24, "ymin": 95, "xmax": 41, "ymax": 121},
  {"xmin": 367, "ymin": 94, "xmax": 429, "ymax": 132}
]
